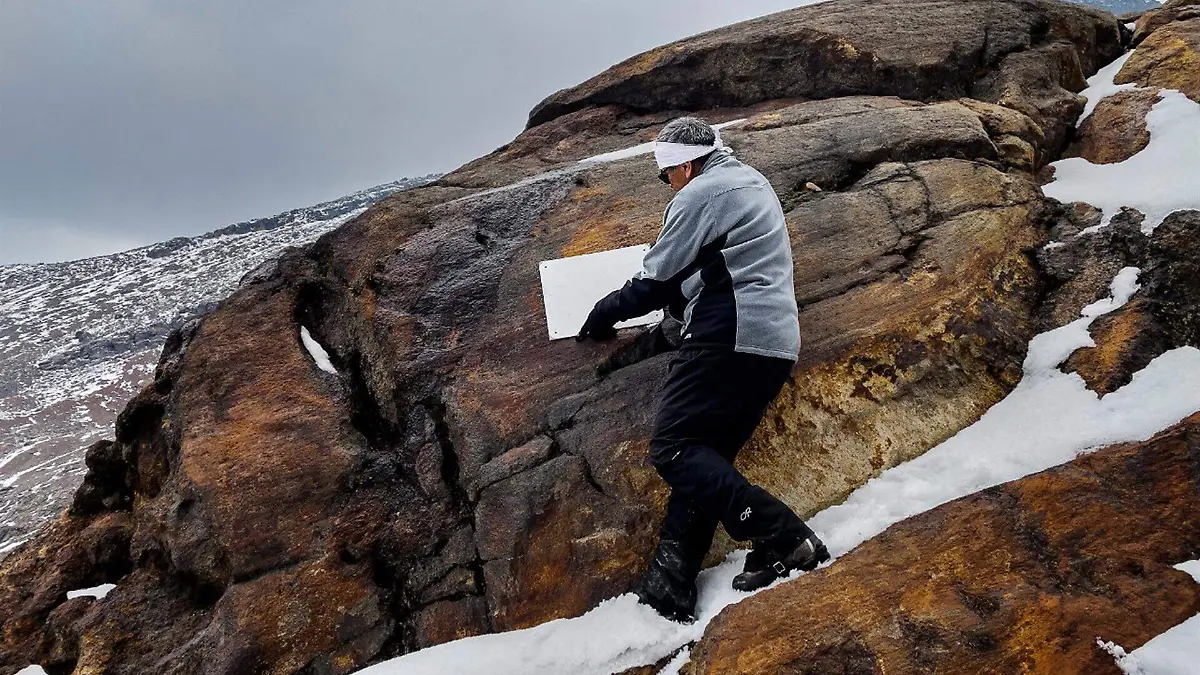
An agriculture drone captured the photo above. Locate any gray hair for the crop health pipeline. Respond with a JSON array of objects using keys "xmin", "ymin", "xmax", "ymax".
[{"xmin": 656, "ymin": 117, "xmax": 716, "ymax": 146}]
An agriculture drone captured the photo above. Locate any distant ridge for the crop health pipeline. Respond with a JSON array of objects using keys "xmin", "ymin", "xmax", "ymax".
[
  {"xmin": 1071, "ymin": 0, "xmax": 1161, "ymax": 16},
  {"xmin": 144, "ymin": 176, "xmax": 439, "ymax": 259}
]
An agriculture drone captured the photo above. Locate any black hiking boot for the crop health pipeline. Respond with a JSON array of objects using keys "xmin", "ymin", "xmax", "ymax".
[
  {"xmin": 633, "ymin": 539, "xmax": 698, "ymax": 623},
  {"xmin": 731, "ymin": 533, "xmax": 829, "ymax": 592}
]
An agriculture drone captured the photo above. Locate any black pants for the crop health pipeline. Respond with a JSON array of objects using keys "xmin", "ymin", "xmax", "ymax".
[{"xmin": 649, "ymin": 347, "xmax": 813, "ymax": 574}]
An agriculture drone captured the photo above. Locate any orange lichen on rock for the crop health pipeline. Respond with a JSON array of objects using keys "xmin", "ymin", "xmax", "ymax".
[{"xmin": 1117, "ymin": 18, "xmax": 1200, "ymax": 103}]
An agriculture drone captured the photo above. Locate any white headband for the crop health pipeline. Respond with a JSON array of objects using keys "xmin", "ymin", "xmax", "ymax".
[{"xmin": 654, "ymin": 128, "xmax": 726, "ymax": 170}]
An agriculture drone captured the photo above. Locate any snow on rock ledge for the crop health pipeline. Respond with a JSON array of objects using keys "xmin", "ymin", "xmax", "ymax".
[
  {"xmin": 66, "ymin": 583, "xmax": 115, "ymax": 600},
  {"xmin": 300, "ymin": 326, "xmax": 338, "ymax": 375},
  {"xmin": 1045, "ymin": 88, "xmax": 1200, "ymax": 234}
]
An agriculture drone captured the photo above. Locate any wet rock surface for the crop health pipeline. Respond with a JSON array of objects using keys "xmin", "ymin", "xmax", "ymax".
[{"xmin": 1, "ymin": 0, "xmax": 1166, "ymax": 672}]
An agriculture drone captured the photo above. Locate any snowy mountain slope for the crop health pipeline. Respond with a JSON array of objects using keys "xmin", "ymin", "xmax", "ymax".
[{"xmin": 0, "ymin": 176, "xmax": 435, "ymax": 555}]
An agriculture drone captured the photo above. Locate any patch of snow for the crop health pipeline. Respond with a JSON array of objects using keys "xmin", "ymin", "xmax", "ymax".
[
  {"xmin": 578, "ymin": 119, "xmax": 747, "ymax": 164},
  {"xmin": 355, "ymin": 267, "xmax": 1200, "ymax": 675},
  {"xmin": 1045, "ymin": 89, "xmax": 1200, "ymax": 234},
  {"xmin": 0, "ymin": 539, "xmax": 27, "ymax": 556},
  {"xmin": 579, "ymin": 140, "xmax": 659, "ymax": 165},
  {"xmin": 658, "ymin": 647, "xmax": 691, "ymax": 675},
  {"xmin": 66, "ymin": 583, "xmax": 116, "ymax": 600},
  {"xmin": 15, "ymin": 666, "xmax": 48, "ymax": 675},
  {"xmin": 1129, "ymin": 619, "xmax": 1200, "ymax": 675},
  {"xmin": 1098, "ymin": 639, "xmax": 1144, "ymax": 675},
  {"xmin": 1076, "ymin": 52, "xmax": 1139, "ymax": 125},
  {"xmin": 1175, "ymin": 560, "xmax": 1200, "ymax": 583},
  {"xmin": 809, "ymin": 268, "xmax": 1200, "ymax": 559},
  {"xmin": 1125, "ymin": 22, "xmax": 1138, "ymax": 31},
  {"xmin": 299, "ymin": 326, "xmax": 338, "ymax": 375}
]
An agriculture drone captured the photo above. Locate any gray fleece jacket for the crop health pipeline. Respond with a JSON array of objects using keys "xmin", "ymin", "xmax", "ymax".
[{"xmin": 596, "ymin": 150, "xmax": 800, "ymax": 361}]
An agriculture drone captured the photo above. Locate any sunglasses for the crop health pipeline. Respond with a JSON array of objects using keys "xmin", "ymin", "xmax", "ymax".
[{"xmin": 658, "ymin": 164, "xmax": 683, "ymax": 184}]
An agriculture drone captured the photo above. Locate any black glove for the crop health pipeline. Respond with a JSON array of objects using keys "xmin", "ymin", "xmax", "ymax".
[
  {"xmin": 666, "ymin": 288, "xmax": 687, "ymax": 322},
  {"xmin": 576, "ymin": 297, "xmax": 619, "ymax": 342}
]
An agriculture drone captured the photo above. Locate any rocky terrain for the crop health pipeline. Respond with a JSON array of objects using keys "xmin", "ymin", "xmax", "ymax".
[
  {"xmin": 689, "ymin": 412, "xmax": 1200, "ymax": 674},
  {"xmin": 0, "ymin": 177, "xmax": 435, "ymax": 556},
  {"xmin": 2, "ymin": 0, "xmax": 1198, "ymax": 673}
]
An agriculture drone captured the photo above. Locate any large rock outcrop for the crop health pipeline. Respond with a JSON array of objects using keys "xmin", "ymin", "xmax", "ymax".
[
  {"xmin": 683, "ymin": 204, "xmax": 1200, "ymax": 674},
  {"xmin": 1119, "ymin": 15, "xmax": 1200, "ymax": 101},
  {"xmin": 687, "ymin": 411, "xmax": 1200, "ymax": 675},
  {"xmin": 1058, "ymin": 0, "xmax": 1198, "ymax": 166},
  {"xmin": 1130, "ymin": 0, "xmax": 1200, "ymax": 46},
  {"xmin": 527, "ymin": 0, "xmax": 1119, "ymax": 155},
  {"xmin": 0, "ymin": 0, "xmax": 1137, "ymax": 673}
]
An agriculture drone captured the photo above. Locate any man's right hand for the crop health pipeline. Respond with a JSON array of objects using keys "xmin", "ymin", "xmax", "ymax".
[{"xmin": 576, "ymin": 301, "xmax": 619, "ymax": 342}]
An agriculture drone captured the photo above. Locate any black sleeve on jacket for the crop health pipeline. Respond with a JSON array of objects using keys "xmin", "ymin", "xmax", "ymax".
[
  {"xmin": 595, "ymin": 233, "xmax": 728, "ymax": 323},
  {"xmin": 590, "ymin": 191, "xmax": 714, "ymax": 324},
  {"xmin": 595, "ymin": 270, "xmax": 688, "ymax": 322}
]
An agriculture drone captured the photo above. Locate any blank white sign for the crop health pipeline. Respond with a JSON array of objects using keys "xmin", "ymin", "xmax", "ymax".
[{"xmin": 540, "ymin": 244, "xmax": 664, "ymax": 340}]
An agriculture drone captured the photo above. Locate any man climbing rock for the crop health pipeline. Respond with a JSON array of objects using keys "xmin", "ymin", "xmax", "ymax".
[{"xmin": 577, "ymin": 117, "xmax": 828, "ymax": 622}]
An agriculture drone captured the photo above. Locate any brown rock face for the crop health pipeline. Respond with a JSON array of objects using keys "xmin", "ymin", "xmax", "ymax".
[
  {"xmin": 527, "ymin": 0, "xmax": 1120, "ymax": 145},
  {"xmin": 728, "ymin": 157, "xmax": 1044, "ymax": 555},
  {"xmin": 1063, "ymin": 88, "xmax": 1157, "ymax": 164},
  {"xmin": 1131, "ymin": 0, "xmax": 1200, "ymax": 46},
  {"xmin": 0, "ymin": 1, "xmax": 1131, "ymax": 673},
  {"xmin": 1058, "ymin": 211, "xmax": 1200, "ymax": 395},
  {"xmin": 688, "ymin": 412, "xmax": 1200, "ymax": 675},
  {"xmin": 1118, "ymin": 17, "xmax": 1200, "ymax": 102}
]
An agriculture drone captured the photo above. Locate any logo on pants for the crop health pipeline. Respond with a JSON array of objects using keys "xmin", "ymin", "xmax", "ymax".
[{"xmin": 739, "ymin": 507, "xmax": 752, "ymax": 522}]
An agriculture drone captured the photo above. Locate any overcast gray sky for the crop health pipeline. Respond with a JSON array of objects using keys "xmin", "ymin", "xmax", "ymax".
[{"xmin": 0, "ymin": 1, "xmax": 807, "ymax": 265}]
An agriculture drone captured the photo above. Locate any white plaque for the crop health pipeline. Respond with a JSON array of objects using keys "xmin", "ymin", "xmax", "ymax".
[{"xmin": 539, "ymin": 245, "xmax": 664, "ymax": 340}]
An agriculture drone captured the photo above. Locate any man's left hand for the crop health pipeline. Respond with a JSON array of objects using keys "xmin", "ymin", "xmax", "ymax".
[{"xmin": 577, "ymin": 302, "xmax": 619, "ymax": 342}]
